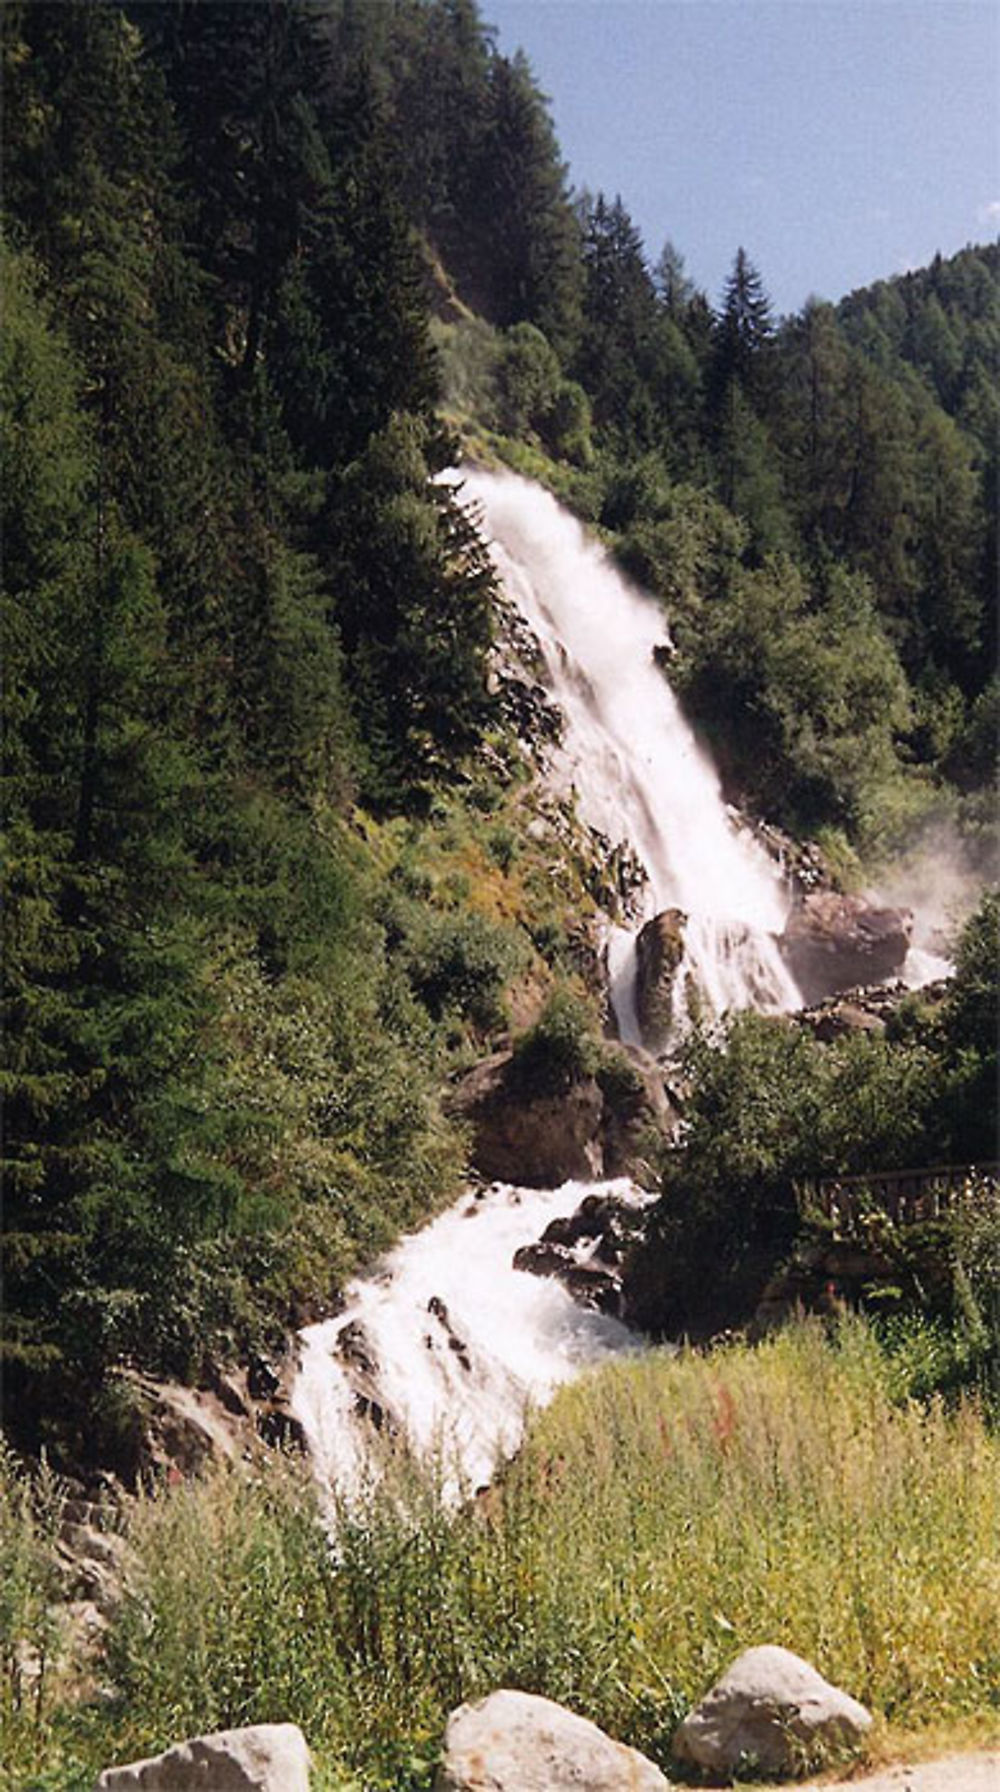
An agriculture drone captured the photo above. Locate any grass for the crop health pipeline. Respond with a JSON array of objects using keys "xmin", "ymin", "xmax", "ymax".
[{"xmin": 2, "ymin": 1318, "xmax": 998, "ymax": 1788}]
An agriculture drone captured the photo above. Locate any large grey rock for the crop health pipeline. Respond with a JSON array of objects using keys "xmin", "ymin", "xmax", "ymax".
[
  {"xmin": 435, "ymin": 1688, "xmax": 669, "ymax": 1791},
  {"xmin": 780, "ymin": 893, "xmax": 912, "ymax": 1005},
  {"xmin": 673, "ymin": 1645, "xmax": 872, "ymax": 1776},
  {"xmin": 95, "ymin": 1723, "xmax": 310, "ymax": 1790},
  {"xmin": 443, "ymin": 1052, "xmax": 604, "ymax": 1187}
]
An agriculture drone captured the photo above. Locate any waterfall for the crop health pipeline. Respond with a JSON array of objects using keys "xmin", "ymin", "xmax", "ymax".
[
  {"xmin": 458, "ymin": 467, "xmax": 802, "ymax": 1037},
  {"xmin": 291, "ymin": 1179, "xmax": 648, "ymax": 1506},
  {"xmin": 293, "ymin": 467, "xmax": 805, "ymax": 1504}
]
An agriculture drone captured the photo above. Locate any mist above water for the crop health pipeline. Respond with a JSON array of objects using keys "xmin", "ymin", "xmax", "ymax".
[{"xmin": 458, "ymin": 467, "xmax": 802, "ymax": 1037}]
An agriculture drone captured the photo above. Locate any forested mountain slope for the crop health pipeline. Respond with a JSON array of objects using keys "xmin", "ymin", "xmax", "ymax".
[{"xmin": 1, "ymin": 0, "xmax": 996, "ymax": 1470}]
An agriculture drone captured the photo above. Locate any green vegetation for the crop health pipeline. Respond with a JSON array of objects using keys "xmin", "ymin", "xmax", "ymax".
[
  {"xmin": 632, "ymin": 893, "xmax": 999, "ymax": 1338},
  {"xmin": 3, "ymin": 1321, "xmax": 997, "ymax": 1788}
]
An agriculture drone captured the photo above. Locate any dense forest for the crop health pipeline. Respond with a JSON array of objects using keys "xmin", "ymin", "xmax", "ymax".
[{"xmin": 2, "ymin": 0, "xmax": 997, "ymax": 1476}]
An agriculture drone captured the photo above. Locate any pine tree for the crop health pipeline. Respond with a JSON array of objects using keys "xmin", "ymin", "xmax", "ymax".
[
  {"xmin": 712, "ymin": 246, "xmax": 776, "ymax": 412},
  {"xmin": 574, "ymin": 193, "xmax": 659, "ymax": 447}
]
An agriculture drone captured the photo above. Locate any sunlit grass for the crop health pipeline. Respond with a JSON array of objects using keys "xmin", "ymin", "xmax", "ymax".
[{"xmin": 3, "ymin": 1318, "xmax": 997, "ymax": 1789}]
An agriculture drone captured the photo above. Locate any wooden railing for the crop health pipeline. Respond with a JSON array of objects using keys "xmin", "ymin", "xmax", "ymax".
[{"xmin": 798, "ymin": 1164, "xmax": 998, "ymax": 1231}]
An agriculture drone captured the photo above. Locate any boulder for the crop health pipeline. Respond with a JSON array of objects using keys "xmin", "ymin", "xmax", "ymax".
[
  {"xmin": 434, "ymin": 1688, "xmax": 669, "ymax": 1791},
  {"xmin": 443, "ymin": 1052, "xmax": 604, "ymax": 1187},
  {"xmin": 95, "ymin": 1723, "xmax": 311, "ymax": 1791},
  {"xmin": 512, "ymin": 1241, "xmax": 623, "ymax": 1315},
  {"xmin": 56, "ymin": 1522, "xmax": 133, "ymax": 1621},
  {"xmin": 634, "ymin": 909, "xmax": 687, "ymax": 1049},
  {"xmin": 780, "ymin": 894, "xmax": 912, "ymax": 1005},
  {"xmin": 672, "ymin": 1645, "xmax": 872, "ymax": 1777}
]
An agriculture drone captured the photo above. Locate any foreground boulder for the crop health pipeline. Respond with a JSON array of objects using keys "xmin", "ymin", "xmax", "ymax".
[
  {"xmin": 95, "ymin": 1723, "xmax": 310, "ymax": 1790},
  {"xmin": 673, "ymin": 1645, "xmax": 872, "ymax": 1777},
  {"xmin": 435, "ymin": 1689, "xmax": 669, "ymax": 1790},
  {"xmin": 780, "ymin": 893, "xmax": 912, "ymax": 1004}
]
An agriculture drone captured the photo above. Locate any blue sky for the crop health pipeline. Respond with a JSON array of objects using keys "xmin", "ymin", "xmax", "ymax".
[{"xmin": 483, "ymin": 0, "xmax": 999, "ymax": 317}]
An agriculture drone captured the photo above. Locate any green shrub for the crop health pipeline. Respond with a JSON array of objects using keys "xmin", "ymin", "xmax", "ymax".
[
  {"xmin": 508, "ymin": 986, "xmax": 600, "ymax": 1097},
  {"xmin": 636, "ymin": 1013, "xmax": 938, "ymax": 1331},
  {"xmin": 494, "ymin": 322, "xmax": 561, "ymax": 436},
  {"xmin": 402, "ymin": 908, "xmax": 522, "ymax": 1033}
]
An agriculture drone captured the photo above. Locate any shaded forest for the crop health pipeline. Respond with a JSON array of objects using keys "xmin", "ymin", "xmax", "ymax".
[{"xmin": 2, "ymin": 0, "xmax": 997, "ymax": 1466}]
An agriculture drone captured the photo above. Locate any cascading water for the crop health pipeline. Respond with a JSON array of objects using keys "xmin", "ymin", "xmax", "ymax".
[
  {"xmin": 293, "ymin": 468, "xmax": 808, "ymax": 1504},
  {"xmin": 291, "ymin": 1178, "xmax": 648, "ymax": 1506},
  {"xmin": 457, "ymin": 467, "xmax": 803, "ymax": 1038}
]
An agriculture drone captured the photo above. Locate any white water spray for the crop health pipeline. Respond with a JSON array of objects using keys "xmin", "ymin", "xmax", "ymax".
[
  {"xmin": 459, "ymin": 467, "xmax": 802, "ymax": 1036},
  {"xmin": 291, "ymin": 1179, "xmax": 647, "ymax": 1505}
]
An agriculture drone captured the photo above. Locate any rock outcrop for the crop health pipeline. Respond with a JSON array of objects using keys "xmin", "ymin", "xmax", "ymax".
[
  {"xmin": 111, "ymin": 1354, "xmax": 308, "ymax": 1486},
  {"xmin": 444, "ymin": 1048, "xmax": 674, "ymax": 1190},
  {"xmin": 444, "ymin": 1051, "xmax": 605, "ymax": 1186},
  {"xmin": 634, "ymin": 908, "xmax": 687, "ymax": 1049},
  {"xmin": 434, "ymin": 1688, "xmax": 669, "ymax": 1791},
  {"xmin": 673, "ymin": 1645, "xmax": 872, "ymax": 1777},
  {"xmin": 95, "ymin": 1723, "xmax": 311, "ymax": 1791},
  {"xmin": 795, "ymin": 976, "xmax": 949, "ymax": 1043},
  {"xmin": 779, "ymin": 893, "xmax": 912, "ymax": 1004}
]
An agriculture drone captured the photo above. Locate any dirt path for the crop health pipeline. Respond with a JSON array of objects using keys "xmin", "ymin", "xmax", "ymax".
[{"xmin": 796, "ymin": 1750, "xmax": 999, "ymax": 1791}]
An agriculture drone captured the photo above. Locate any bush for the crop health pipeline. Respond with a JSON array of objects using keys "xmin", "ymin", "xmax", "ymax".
[
  {"xmin": 494, "ymin": 322, "xmax": 561, "ymax": 436},
  {"xmin": 508, "ymin": 986, "xmax": 600, "ymax": 1097},
  {"xmin": 401, "ymin": 907, "xmax": 522, "ymax": 1034},
  {"xmin": 636, "ymin": 1013, "xmax": 938, "ymax": 1330}
]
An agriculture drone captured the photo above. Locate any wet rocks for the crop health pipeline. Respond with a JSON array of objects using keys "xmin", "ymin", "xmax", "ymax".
[
  {"xmin": 748, "ymin": 817, "xmax": 834, "ymax": 896},
  {"xmin": 512, "ymin": 1188, "xmax": 648, "ymax": 1316},
  {"xmin": 337, "ymin": 1322, "xmax": 396, "ymax": 1435},
  {"xmin": 634, "ymin": 908, "xmax": 687, "ymax": 1049},
  {"xmin": 512, "ymin": 1241, "xmax": 624, "ymax": 1315},
  {"xmin": 435, "ymin": 1688, "xmax": 670, "ymax": 1791},
  {"xmin": 673, "ymin": 1645, "xmax": 872, "ymax": 1777},
  {"xmin": 95, "ymin": 1722, "xmax": 311, "ymax": 1791},
  {"xmin": 426, "ymin": 1296, "xmax": 473, "ymax": 1372},
  {"xmin": 779, "ymin": 893, "xmax": 913, "ymax": 1004}
]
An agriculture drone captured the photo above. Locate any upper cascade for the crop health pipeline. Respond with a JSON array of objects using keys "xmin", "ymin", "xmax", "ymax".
[{"xmin": 456, "ymin": 467, "xmax": 802, "ymax": 1040}]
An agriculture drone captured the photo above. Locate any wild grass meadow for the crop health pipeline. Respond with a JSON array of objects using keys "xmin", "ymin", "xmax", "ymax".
[{"xmin": 3, "ymin": 1318, "xmax": 998, "ymax": 1788}]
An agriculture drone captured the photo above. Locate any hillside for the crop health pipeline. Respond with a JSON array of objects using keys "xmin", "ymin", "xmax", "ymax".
[{"xmin": 3, "ymin": 0, "xmax": 997, "ymax": 1468}]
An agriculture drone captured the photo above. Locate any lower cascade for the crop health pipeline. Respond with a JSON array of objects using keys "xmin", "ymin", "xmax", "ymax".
[{"xmin": 292, "ymin": 1179, "xmax": 648, "ymax": 1503}]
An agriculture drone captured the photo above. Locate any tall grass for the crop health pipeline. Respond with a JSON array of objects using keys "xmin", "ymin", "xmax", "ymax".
[{"xmin": 3, "ymin": 1320, "xmax": 998, "ymax": 1788}]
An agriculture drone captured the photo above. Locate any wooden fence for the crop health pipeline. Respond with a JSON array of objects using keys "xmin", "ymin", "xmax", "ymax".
[{"xmin": 798, "ymin": 1163, "xmax": 998, "ymax": 1231}]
